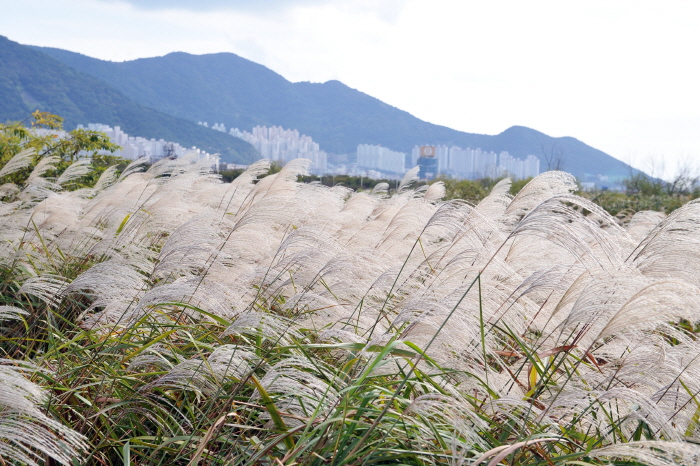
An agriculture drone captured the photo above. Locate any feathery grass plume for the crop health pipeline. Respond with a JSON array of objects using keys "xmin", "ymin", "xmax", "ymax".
[
  {"xmin": 127, "ymin": 344, "xmax": 181, "ymax": 373},
  {"xmin": 152, "ymin": 214, "xmax": 226, "ymax": 281},
  {"xmin": 65, "ymin": 259, "xmax": 149, "ymax": 329},
  {"xmin": 631, "ymin": 200, "xmax": 700, "ymax": 286},
  {"xmin": 4, "ymin": 157, "xmax": 700, "ymax": 464},
  {"xmin": 18, "ymin": 155, "xmax": 62, "ymax": 204},
  {"xmin": 588, "ymin": 440, "xmax": 700, "ymax": 466},
  {"xmin": 405, "ymin": 393, "xmax": 489, "ymax": 452},
  {"xmin": 117, "ymin": 156, "xmax": 150, "ymax": 181},
  {"xmin": 476, "ymin": 177, "xmax": 512, "ymax": 219},
  {"xmin": 127, "ymin": 276, "xmax": 243, "ymax": 325},
  {"xmin": 18, "ymin": 275, "xmax": 71, "ymax": 309},
  {"xmin": 91, "ymin": 164, "xmax": 121, "ymax": 193},
  {"xmin": 370, "ymin": 181, "xmax": 389, "ymax": 196},
  {"xmin": 255, "ymin": 356, "xmax": 341, "ymax": 424},
  {"xmin": 24, "ymin": 155, "xmax": 59, "ymax": 185},
  {"xmin": 625, "ymin": 209, "xmax": 666, "ymax": 240},
  {"xmin": 56, "ymin": 158, "xmax": 93, "ymax": 186},
  {"xmin": 0, "ymin": 360, "xmax": 86, "ymax": 466},
  {"xmin": 501, "ymin": 170, "xmax": 578, "ymax": 230},
  {"xmin": 597, "ymin": 279, "xmax": 700, "ymax": 340},
  {"xmin": 272, "ymin": 158, "xmax": 311, "ymax": 184},
  {"xmin": 509, "ymin": 195, "xmax": 628, "ymax": 271},
  {"xmin": 143, "ymin": 346, "xmax": 258, "ymax": 396},
  {"xmin": 0, "ymin": 182, "xmax": 20, "ymax": 198},
  {"xmin": 29, "ymin": 192, "xmax": 87, "ymax": 239},
  {"xmin": 229, "ymin": 159, "xmax": 272, "ymax": 188},
  {"xmin": 0, "ymin": 305, "xmax": 28, "ymax": 321},
  {"xmin": 397, "ymin": 166, "xmax": 420, "ymax": 194},
  {"xmin": 223, "ymin": 312, "xmax": 303, "ymax": 345},
  {"xmin": 0, "ymin": 148, "xmax": 34, "ymax": 179}
]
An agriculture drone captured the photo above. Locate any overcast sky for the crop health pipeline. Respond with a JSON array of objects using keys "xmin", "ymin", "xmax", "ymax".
[{"xmin": 2, "ymin": 0, "xmax": 699, "ymax": 177}]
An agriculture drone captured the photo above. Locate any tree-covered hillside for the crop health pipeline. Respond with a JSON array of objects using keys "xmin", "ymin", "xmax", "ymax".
[{"xmin": 0, "ymin": 36, "xmax": 259, "ymax": 163}]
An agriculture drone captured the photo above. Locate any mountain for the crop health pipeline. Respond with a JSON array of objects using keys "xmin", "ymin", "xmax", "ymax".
[
  {"xmin": 29, "ymin": 46, "xmax": 496, "ymax": 156},
  {"xmin": 28, "ymin": 41, "xmax": 635, "ymax": 181},
  {"xmin": 0, "ymin": 36, "xmax": 258, "ymax": 163}
]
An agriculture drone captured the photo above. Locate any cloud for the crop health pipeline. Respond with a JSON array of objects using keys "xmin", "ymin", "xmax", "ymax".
[
  {"xmin": 98, "ymin": 0, "xmax": 328, "ymax": 13},
  {"xmin": 95, "ymin": 0, "xmax": 407, "ymax": 23}
]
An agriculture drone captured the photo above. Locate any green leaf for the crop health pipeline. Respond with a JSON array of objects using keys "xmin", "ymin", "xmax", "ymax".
[{"xmin": 115, "ymin": 212, "xmax": 132, "ymax": 235}]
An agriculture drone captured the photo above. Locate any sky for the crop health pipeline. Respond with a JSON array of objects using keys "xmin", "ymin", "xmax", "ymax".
[{"xmin": 2, "ymin": 0, "xmax": 699, "ymax": 177}]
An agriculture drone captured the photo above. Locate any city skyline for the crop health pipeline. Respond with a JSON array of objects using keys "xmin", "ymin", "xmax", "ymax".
[
  {"xmin": 72, "ymin": 120, "xmax": 543, "ymax": 182},
  {"xmin": 78, "ymin": 123, "xmax": 220, "ymax": 166},
  {"xmin": 88, "ymin": 117, "xmax": 544, "ymax": 182},
  {"xmin": 223, "ymin": 124, "xmax": 328, "ymax": 173}
]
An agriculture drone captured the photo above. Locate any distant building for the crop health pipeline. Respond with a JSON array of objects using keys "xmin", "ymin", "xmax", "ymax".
[
  {"xmin": 225, "ymin": 163, "xmax": 250, "ymax": 171},
  {"xmin": 76, "ymin": 123, "xmax": 218, "ymax": 166},
  {"xmin": 356, "ymin": 144, "xmax": 406, "ymax": 174},
  {"xmin": 449, "ymin": 146, "xmax": 472, "ymax": 175},
  {"xmin": 228, "ymin": 125, "xmax": 328, "ymax": 173},
  {"xmin": 412, "ymin": 144, "xmax": 540, "ymax": 180},
  {"xmin": 418, "ymin": 146, "xmax": 438, "ymax": 180},
  {"xmin": 418, "ymin": 158, "xmax": 437, "ymax": 180},
  {"xmin": 498, "ymin": 153, "xmax": 540, "ymax": 180}
]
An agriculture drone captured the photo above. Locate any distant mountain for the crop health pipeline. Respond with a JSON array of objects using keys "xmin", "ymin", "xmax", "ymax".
[
  {"xmin": 29, "ymin": 41, "xmax": 636, "ymax": 181},
  {"xmin": 29, "ymin": 47, "xmax": 500, "ymax": 155},
  {"xmin": 0, "ymin": 36, "xmax": 258, "ymax": 163}
]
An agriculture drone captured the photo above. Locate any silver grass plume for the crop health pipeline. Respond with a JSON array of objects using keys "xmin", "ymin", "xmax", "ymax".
[
  {"xmin": 423, "ymin": 181, "xmax": 445, "ymax": 201},
  {"xmin": 117, "ymin": 156, "xmax": 149, "ymax": 181},
  {"xmin": 587, "ymin": 441, "xmax": 700, "ymax": 466},
  {"xmin": 18, "ymin": 155, "xmax": 61, "ymax": 204},
  {"xmin": 501, "ymin": 171, "xmax": 577, "ymax": 230},
  {"xmin": 5, "ymin": 156, "xmax": 700, "ymax": 460},
  {"xmin": 256, "ymin": 356, "xmax": 342, "ymax": 423},
  {"xmin": 397, "ymin": 166, "xmax": 420, "ymax": 194},
  {"xmin": 24, "ymin": 155, "xmax": 59, "ymax": 185},
  {"xmin": 476, "ymin": 177, "xmax": 512, "ymax": 219},
  {"xmin": 56, "ymin": 158, "xmax": 92, "ymax": 186},
  {"xmin": 0, "ymin": 305, "xmax": 28, "ymax": 321},
  {"xmin": 18, "ymin": 275, "xmax": 71, "ymax": 309},
  {"xmin": 371, "ymin": 182, "xmax": 389, "ymax": 197},
  {"xmin": 142, "ymin": 345, "xmax": 259, "ymax": 397},
  {"xmin": 91, "ymin": 164, "xmax": 120, "ymax": 193},
  {"xmin": 0, "ymin": 183, "xmax": 20, "ymax": 198},
  {"xmin": 229, "ymin": 159, "xmax": 272, "ymax": 188},
  {"xmin": 0, "ymin": 148, "xmax": 34, "ymax": 179},
  {"xmin": 0, "ymin": 360, "xmax": 87, "ymax": 466}
]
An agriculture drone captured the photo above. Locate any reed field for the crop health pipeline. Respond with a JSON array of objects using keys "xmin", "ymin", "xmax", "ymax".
[{"xmin": 3, "ymin": 150, "xmax": 700, "ymax": 465}]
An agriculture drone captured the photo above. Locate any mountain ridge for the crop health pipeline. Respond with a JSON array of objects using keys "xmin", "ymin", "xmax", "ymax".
[
  {"xmin": 31, "ymin": 44, "xmax": 635, "ymax": 181},
  {"xmin": 12, "ymin": 38, "xmax": 637, "ymax": 181},
  {"xmin": 0, "ymin": 36, "xmax": 259, "ymax": 163}
]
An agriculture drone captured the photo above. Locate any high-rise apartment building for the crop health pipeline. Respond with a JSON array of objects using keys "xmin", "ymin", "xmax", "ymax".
[
  {"xmin": 229, "ymin": 125, "xmax": 328, "ymax": 172},
  {"xmin": 498, "ymin": 153, "xmax": 540, "ymax": 180},
  {"xmin": 411, "ymin": 145, "xmax": 540, "ymax": 180},
  {"xmin": 356, "ymin": 144, "xmax": 406, "ymax": 175},
  {"xmin": 76, "ymin": 124, "xmax": 217, "ymax": 165}
]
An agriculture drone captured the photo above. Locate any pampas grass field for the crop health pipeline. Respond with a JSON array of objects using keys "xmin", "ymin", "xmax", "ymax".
[{"xmin": 2, "ymin": 151, "xmax": 700, "ymax": 465}]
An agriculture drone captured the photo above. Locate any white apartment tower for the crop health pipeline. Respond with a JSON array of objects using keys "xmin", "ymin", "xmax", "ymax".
[
  {"xmin": 357, "ymin": 144, "xmax": 406, "ymax": 174},
  {"xmin": 77, "ymin": 123, "xmax": 217, "ymax": 165},
  {"xmin": 411, "ymin": 144, "xmax": 540, "ymax": 180},
  {"xmin": 230, "ymin": 125, "xmax": 328, "ymax": 172}
]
